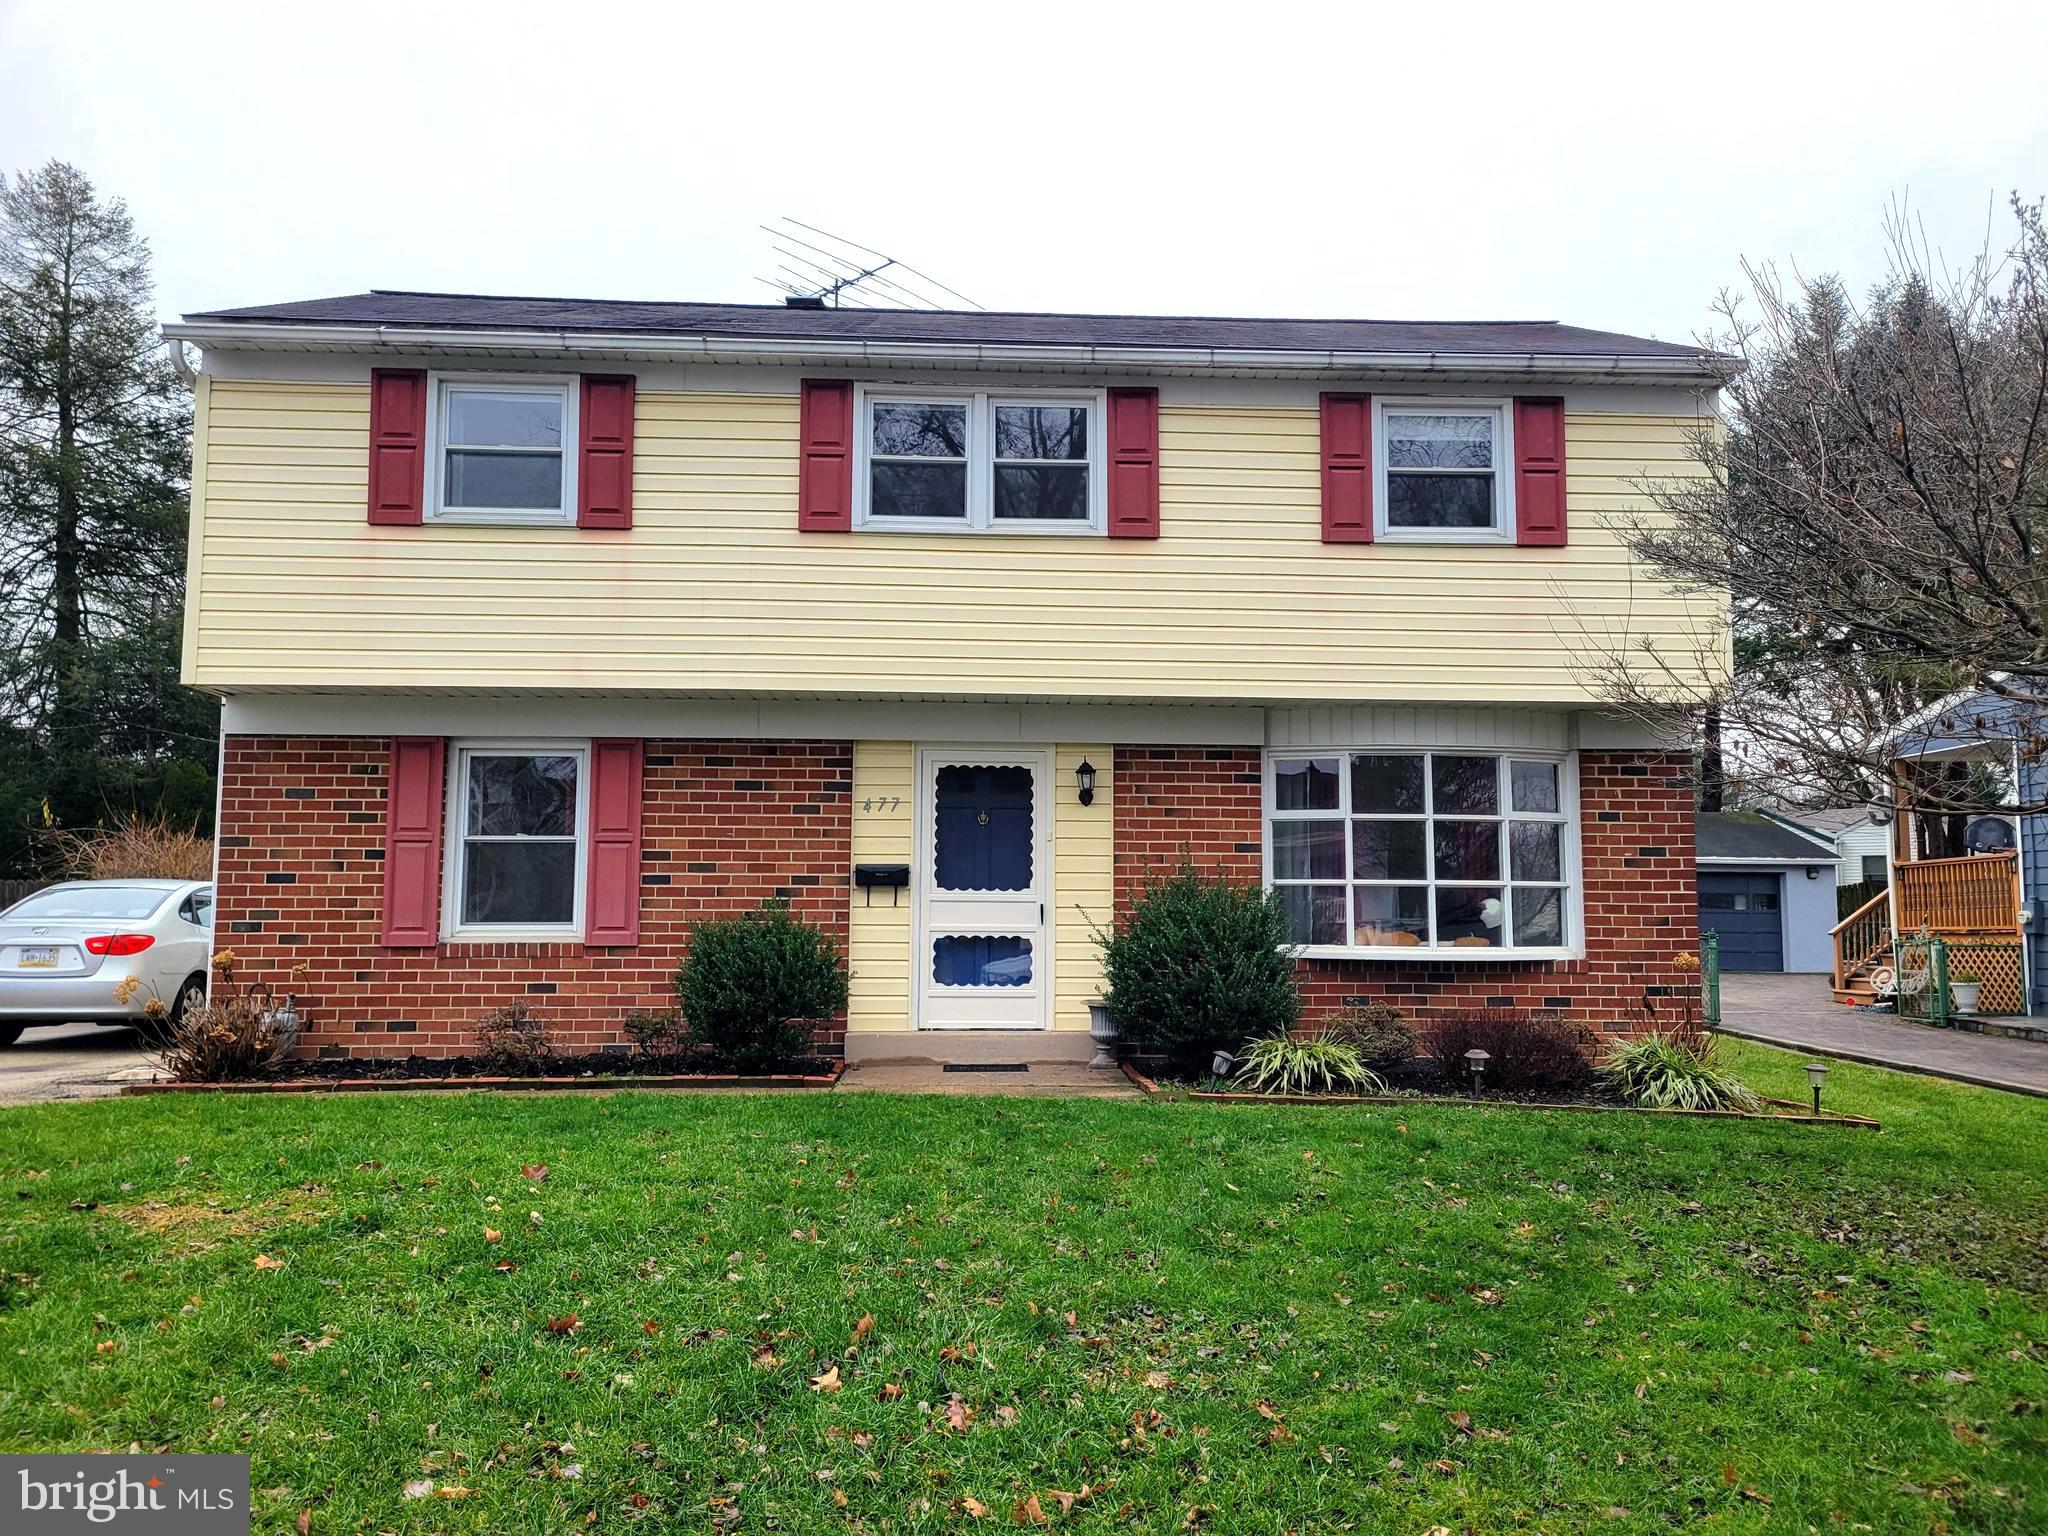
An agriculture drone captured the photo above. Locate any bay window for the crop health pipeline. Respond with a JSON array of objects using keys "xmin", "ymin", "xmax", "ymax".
[
  {"xmin": 857, "ymin": 388, "xmax": 1104, "ymax": 532},
  {"xmin": 1266, "ymin": 749, "xmax": 1574, "ymax": 955}
]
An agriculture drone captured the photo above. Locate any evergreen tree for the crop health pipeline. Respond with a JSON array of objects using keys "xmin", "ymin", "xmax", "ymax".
[{"xmin": 0, "ymin": 160, "xmax": 216, "ymax": 872}]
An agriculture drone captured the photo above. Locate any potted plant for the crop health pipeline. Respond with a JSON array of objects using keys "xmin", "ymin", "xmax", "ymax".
[{"xmin": 1949, "ymin": 970, "xmax": 1983, "ymax": 1015}]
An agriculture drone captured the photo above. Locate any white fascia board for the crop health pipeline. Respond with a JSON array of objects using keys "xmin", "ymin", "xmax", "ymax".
[
  {"xmin": 1696, "ymin": 856, "xmax": 1840, "ymax": 866},
  {"xmin": 162, "ymin": 320, "xmax": 1728, "ymax": 385}
]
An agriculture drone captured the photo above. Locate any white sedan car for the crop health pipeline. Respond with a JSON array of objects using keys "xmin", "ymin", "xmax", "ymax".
[{"xmin": 0, "ymin": 880, "xmax": 214, "ymax": 1046}]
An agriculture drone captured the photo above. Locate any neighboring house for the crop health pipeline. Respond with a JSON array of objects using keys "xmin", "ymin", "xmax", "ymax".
[
  {"xmin": 1836, "ymin": 689, "xmax": 2034, "ymax": 1012},
  {"xmin": 1695, "ymin": 812, "xmax": 1838, "ymax": 972},
  {"xmin": 164, "ymin": 292, "xmax": 1725, "ymax": 1060},
  {"xmin": 1764, "ymin": 806, "xmax": 1890, "ymax": 888}
]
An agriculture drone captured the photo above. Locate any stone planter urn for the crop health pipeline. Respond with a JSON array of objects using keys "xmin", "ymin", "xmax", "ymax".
[
  {"xmin": 1087, "ymin": 1001, "xmax": 1119, "ymax": 1068},
  {"xmin": 1949, "ymin": 979, "xmax": 1982, "ymax": 1015}
]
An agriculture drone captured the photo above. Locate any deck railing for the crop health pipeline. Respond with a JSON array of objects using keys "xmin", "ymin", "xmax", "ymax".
[
  {"xmin": 1830, "ymin": 889, "xmax": 1893, "ymax": 992},
  {"xmin": 1895, "ymin": 852, "xmax": 2021, "ymax": 934}
]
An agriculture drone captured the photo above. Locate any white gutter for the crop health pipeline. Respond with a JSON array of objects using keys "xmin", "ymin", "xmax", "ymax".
[
  {"xmin": 159, "ymin": 319, "xmax": 1730, "ymax": 383},
  {"xmin": 163, "ymin": 331, "xmax": 198, "ymax": 386}
]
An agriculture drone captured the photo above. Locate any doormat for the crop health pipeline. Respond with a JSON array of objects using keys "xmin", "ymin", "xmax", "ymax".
[{"xmin": 941, "ymin": 1063, "xmax": 1029, "ymax": 1073}]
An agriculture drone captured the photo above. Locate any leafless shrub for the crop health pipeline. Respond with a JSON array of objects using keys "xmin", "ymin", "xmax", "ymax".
[
  {"xmin": 474, "ymin": 1003, "xmax": 556, "ymax": 1075},
  {"xmin": 48, "ymin": 814, "xmax": 213, "ymax": 881}
]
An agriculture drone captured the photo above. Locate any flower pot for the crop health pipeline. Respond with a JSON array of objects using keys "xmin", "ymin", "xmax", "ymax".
[
  {"xmin": 1087, "ymin": 1002, "xmax": 1119, "ymax": 1068},
  {"xmin": 1949, "ymin": 980, "xmax": 1982, "ymax": 1015}
]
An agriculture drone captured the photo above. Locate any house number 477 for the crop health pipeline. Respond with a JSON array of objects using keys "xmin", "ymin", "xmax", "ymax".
[{"xmin": 860, "ymin": 796, "xmax": 902, "ymax": 814}]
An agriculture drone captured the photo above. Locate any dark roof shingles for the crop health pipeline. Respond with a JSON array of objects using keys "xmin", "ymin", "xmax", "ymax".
[
  {"xmin": 1696, "ymin": 811, "xmax": 1835, "ymax": 863},
  {"xmin": 184, "ymin": 289, "xmax": 1709, "ymax": 360}
]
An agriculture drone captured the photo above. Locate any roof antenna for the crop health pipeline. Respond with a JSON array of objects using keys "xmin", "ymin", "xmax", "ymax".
[{"xmin": 754, "ymin": 219, "xmax": 984, "ymax": 311}]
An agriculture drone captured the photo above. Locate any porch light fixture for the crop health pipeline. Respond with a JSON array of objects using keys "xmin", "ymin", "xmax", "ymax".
[
  {"xmin": 1075, "ymin": 760, "xmax": 1097, "ymax": 807},
  {"xmin": 1804, "ymin": 1060, "xmax": 1829, "ymax": 1116},
  {"xmin": 1464, "ymin": 1048, "xmax": 1491, "ymax": 1097}
]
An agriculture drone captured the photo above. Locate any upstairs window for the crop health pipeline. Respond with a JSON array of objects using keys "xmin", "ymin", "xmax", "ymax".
[
  {"xmin": 857, "ymin": 389, "xmax": 1104, "ymax": 533},
  {"xmin": 1377, "ymin": 401, "xmax": 1512, "ymax": 541},
  {"xmin": 427, "ymin": 375, "xmax": 578, "ymax": 525}
]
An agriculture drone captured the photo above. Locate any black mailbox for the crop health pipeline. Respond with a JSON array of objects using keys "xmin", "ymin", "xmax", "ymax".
[{"xmin": 854, "ymin": 863, "xmax": 911, "ymax": 906}]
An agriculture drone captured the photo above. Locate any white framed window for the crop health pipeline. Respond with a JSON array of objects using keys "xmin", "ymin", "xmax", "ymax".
[
  {"xmin": 445, "ymin": 742, "xmax": 587, "ymax": 938},
  {"xmin": 854, "ymin": 386, "xmax": 1106, "ymax": 533},
  {"xmin": 425, "ymin": 373, "xmax": 579, "ymax": 525},
  {"xmin": 1264, "ymin": 749, "xmax": 1577, "ymax": 958},
  {"xmin": 1375, "ymin": 399, "xmax": 1514, "ymax": 542}
]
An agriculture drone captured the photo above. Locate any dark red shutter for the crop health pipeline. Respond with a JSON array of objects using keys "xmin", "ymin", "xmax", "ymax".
[
  {"xmin": 380, "ymin": 737, "xmax": 444, "ymax": 946},
  {"xmin": 797, "ymin": 378, "xmax": 855, "ymax": 532},
  {"xmin": 1105, "ymin": 387, "xmax": 1160, "ymax": 538},
  {"xmin": 578, "ymin": 374, "xmax": 635, "ymax": 529},
  {"xmin": 1514, "ymin": 396, "xmax": 1567, "ymax": 546},
  {"xmin": 1319, "ymin": 392, "xmax": 1373, "ymax": 543},
  {"xmin": 367, "ymin": 369, "xmax": 428, "ymax": 525},
  {"xmin": 584, "ymin": 739, "xmax": 644, "ymax": 946}
]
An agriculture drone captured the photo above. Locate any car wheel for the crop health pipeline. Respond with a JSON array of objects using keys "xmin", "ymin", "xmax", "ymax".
[{"xmin": 0, "ymin": 1023, "xmax": 22, "ymax": 1048}]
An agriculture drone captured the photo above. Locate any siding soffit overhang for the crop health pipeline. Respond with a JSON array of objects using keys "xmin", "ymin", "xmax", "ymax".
[{"xmin": 161, "ymin": 320, "xmax": 1730, "ymax": 388}]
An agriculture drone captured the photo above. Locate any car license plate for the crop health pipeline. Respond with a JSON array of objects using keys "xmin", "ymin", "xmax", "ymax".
[{"xmin": 19, "ymin": 946, "xmax": 58, "ymax": 968}]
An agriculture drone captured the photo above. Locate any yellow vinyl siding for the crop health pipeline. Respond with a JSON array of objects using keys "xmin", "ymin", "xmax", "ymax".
[
  {"xmin": 847, "ymin": 741, "xmax": 913, "ymax": 1034},
  {"xmin": 186, "ymin": 384, "xmax": 1719, "ymax": 699},
  {"xmin": 1052, "ymin": 745, "xmax": 1112, "ymax": 1032}
]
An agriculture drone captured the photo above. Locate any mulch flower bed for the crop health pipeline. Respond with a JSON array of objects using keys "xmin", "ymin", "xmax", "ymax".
[
  {"xmin": 123, "ymin": 1054, "xmax": 843, "ymax": 1096},
  {"xmin": 1118, "ymin": 1061, "xmax": 1880, "ymax": 1128}
]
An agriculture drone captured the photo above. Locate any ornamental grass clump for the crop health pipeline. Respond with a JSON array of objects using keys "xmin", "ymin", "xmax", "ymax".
[
  {"xmin": 1097, "ymin": 859, "xmax": 1299, "ymax": 1074},
  {"xmin": 675, "ymin": 899, "xmax": 847, "ymax": 1073},
  {"xmin": 1233, "ymin": 1031, "xmax": 1384, "ymax": 1096},
  {"xmin": 1597, "ymin": 1031, "xmax": 1762, "ymax": 1112}
]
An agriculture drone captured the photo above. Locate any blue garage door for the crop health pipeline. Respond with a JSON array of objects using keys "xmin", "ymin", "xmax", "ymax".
[{"xmin": 1698, "ymin": 872, "xmax": 1783, "ymax": 971}]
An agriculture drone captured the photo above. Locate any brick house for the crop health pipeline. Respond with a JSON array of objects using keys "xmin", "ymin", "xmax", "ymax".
[{"xmin": 165, "ymin": 294, "xmax": 1719, "ymax": 1059}]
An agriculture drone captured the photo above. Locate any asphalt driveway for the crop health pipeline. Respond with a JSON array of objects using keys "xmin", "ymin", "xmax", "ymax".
[
  {"xmin": 1718, "ymin": 972, "xmax": 2048, "ymax": 1096},
  {"xmin": 0, "ymin": 1022, "xmax": 158, "ymax": 1106}
]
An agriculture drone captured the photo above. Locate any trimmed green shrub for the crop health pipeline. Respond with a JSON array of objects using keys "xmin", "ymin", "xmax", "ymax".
[
  {"xmin": 676, "ymin": 899, "xmax": 848, "ymax": 1072},
  {"xmin": 1421, "ymin": 1007, "xmax": 1595, "ymax": 1093},
  {"xmin": 1234, "ymin": 1031, "xmax": 1383, "ymax": 1096},
  {"xmin": 474, "ymin": 1002, "xmax": 556, "ymax": 1075},
  {"xmin": 1325, "ymin": 1001, "xmax": 1417, "ymax": 1071},
  {"xmin": 1598, "ymin": 1032, "xmax": 1761, "ymax": 1111},
  {"xmin": 1097, "ymin": 859, "xmax": 1299, "ymax": 1072}
]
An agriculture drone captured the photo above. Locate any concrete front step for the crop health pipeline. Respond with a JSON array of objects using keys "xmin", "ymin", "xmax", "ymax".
[{"xmin": 842, "ymin": 1030, "xmax": 1097, "ymax": 1066}]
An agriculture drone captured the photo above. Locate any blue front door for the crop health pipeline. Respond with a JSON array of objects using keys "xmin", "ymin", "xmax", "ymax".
[{"xmin": 920, "ymin": 751, "xmax": 1047, "ymax": 1028}]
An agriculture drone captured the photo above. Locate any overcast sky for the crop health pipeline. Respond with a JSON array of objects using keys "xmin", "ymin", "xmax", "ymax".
[{"xmin": 4, "ymin": 0, "xmax": 2044, "ymax": 344}]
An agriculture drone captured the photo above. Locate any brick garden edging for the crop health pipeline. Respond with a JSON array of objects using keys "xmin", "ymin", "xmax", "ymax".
[
  {"xmin": 1116, "ymin": 1061, "xmax": 1880, "ymax": 1128},
  {"xmin": 121, "ymin": 1060, "xmax": 845, "ymax": 1096}
]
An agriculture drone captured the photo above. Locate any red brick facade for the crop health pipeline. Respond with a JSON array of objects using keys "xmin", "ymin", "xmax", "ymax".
[
  {"xmin": 1113, "ymin": 746, "xmax": 1698, "ymax": 1035},
  {"xmin": 216, "ymin": 736, "xmax": 852, "ymax": 1056}
]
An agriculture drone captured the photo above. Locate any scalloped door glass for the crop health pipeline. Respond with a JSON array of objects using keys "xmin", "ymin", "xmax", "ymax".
[
  {"xmin": 933, "ymin": 764, "xmax": 1034, "ymax": 891},
  {"xmin": 932, "ymin": 935, "xmax": 1033, "ymax": 986}
]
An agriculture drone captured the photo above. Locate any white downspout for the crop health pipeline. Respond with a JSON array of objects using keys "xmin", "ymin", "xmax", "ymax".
[{"xmin": 164, "ymin": 332, "xmax": 198, "ymax": 387}]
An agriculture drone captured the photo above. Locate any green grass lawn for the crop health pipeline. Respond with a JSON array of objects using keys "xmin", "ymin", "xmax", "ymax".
[{"xmin": 0, "ymin": 1040, "xmax": 2041, "ymax": 1534}]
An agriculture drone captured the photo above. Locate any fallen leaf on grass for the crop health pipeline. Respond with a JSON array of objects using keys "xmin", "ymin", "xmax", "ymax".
[
  {"xmin": 252, "ymin": 1254, "xmax": 285, "ymax": 1271},
  {"xmin": 295, "ymin": 1509, "xmax": 311, "ymax": 1535},
  {"xmin": 1144, "ymin": 1370, "xmax": 1173, "ymax": 1390},
  {"xmin": 809, "ymin": 1365, "xmax": 842, "ymax": 1393},
  {"xmin": 1739, "ymin": 1487, "xmax": 1773, "ymax": 1505},
  {"xmin": 522, "ymin": 1164, "xmax": 548, "ymax": 1181},
  {"xmin": 877, "ymin": 1382, "xmax": 903, "ymax": 1402},
  {"xmin": 961, "ymin": 1496, "xmax": 990, "ymax": 1518},
  {"xmin": 401, "ymin": 1480, "xmax": 434, "ymax": 1501},
  {"xmin": 1446, "ymin": 1410, "xmax": 1472, "ymax": 1435},
  {"xmin": 1012, "ymin": 1493, "xmax": 1046, "ymax": 1525},
  {"xmin": 850, "ymin": 1313, "xmax": 874, "ymax": 1349},
  {"xmin": 546, "ymin": 1315, "xmax": 583, "ymax": 1335},
  {"xmin": 945, "ymin": 1397, "xmax": 973, "ymax": 1433},
  {"xmin": 483, "ymin": 1229, "xmax": 502, "ymax": 1244},
  {"xmin": 640, "ymin": 1319, "xmax": 661, "ymax": 1337}
]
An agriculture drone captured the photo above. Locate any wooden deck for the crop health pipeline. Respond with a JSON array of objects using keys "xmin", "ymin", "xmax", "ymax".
[{"xmin": 1832, "ymin": 851, "xmax": 2024, "ymax": 1006}]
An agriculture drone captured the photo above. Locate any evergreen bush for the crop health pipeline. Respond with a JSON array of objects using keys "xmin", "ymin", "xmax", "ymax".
[{"xmin": 676, "ymin": 899, "xmax": 847, "ymax": 1072}]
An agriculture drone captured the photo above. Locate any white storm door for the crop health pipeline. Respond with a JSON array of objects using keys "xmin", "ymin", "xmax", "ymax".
[{"xmin": 916, "ymin": 749, "xmax": 1049, "ymax": 1030}]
